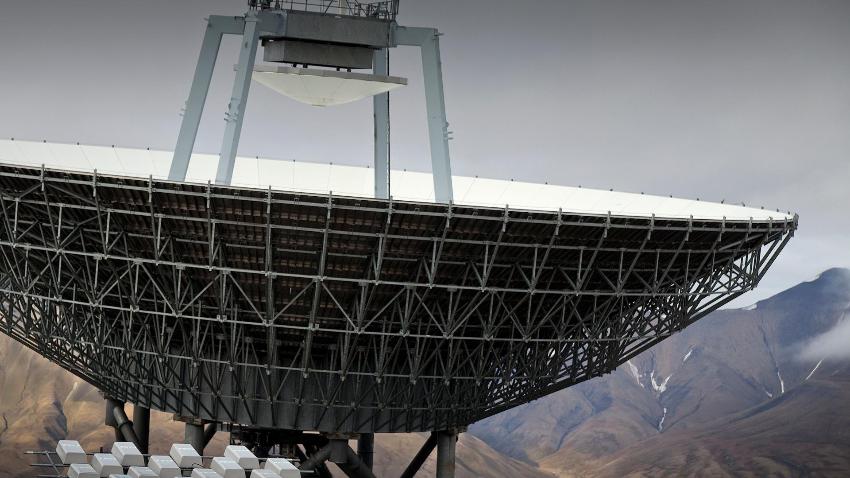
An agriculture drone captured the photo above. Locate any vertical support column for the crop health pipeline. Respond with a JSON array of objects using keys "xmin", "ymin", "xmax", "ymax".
[
  {"xmin": 132, "ymin": 406, "xmax": 150, "ymax": 454},
  {"xmin": 419, "ymin": 30, "xmax": 454, "ymax": 203},
  {"xmin": 373, "ymin": 49, "xmax": 390, "ymax": 199},
  {"xmin": 216, "ymin": 13, "xmax": 261, "ymax": 185},
  {"xmin": 104, "ymin": 397, "xmax": 123, "ymax": 443},
  {"xmin": 185, "ymin": 421, "xmax": 206, "ymax": 455},
  {"xmin": 436, "ymin": 430, "xmax": 457, "ymax": 478},
  {"xmin": 357, "ymin": 433, "xmax": 375, "ymax": 470},
  {"xmin": 170, "ymin": 20, "xmax": 226, "ymax": 181}
]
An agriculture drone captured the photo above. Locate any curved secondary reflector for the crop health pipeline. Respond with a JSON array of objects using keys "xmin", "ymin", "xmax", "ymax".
[{"xmin": 251, "ymin": 65, "xmax": 407, "ymax": 107}]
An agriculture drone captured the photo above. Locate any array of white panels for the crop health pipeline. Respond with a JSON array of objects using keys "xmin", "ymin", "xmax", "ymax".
[
  {"xmin": 55, "ymin": 441, "xmax": 300, "ymax": 478},
  {"xmin": 0, "ymin": 140, "xmax": 791, "ymax": 221}
]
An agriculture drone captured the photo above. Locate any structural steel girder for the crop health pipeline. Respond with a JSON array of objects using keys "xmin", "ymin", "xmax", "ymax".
[
  {"xmin": 0, "ymin": 165, "xmax": 795, "ymax": 433},
  {"xmin": 171, "ymin": 11, "xmax": 455, "ymax": 202}
]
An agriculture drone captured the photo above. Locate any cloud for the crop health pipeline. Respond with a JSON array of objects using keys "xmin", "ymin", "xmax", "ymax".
[{"xmin": 798, "ymin": 313, "xmax": 850, "ymax": 362}]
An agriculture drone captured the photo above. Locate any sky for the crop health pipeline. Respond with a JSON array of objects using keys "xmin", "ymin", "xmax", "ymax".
[{"xmin": 0, "ymin": 0, "xmax": 848, "ymax": 306}]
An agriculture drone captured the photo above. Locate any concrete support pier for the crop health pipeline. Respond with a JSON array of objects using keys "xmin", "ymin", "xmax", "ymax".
[
  {"xmin": 184, "ymin": 420, "xmax": 206, "ymax": 455},
  {"xmin": 436, "ymin": 430, "xmax": 458, "ymax": 478},
  {"xmin": 132, "ymin": 406, "xmax": 150, "ymax": 454},
  {"xmin": 357, "ymin": 433, "xmax": 375, "ymax": 470}
]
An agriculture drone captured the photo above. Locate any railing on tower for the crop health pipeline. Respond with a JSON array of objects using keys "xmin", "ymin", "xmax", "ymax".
[{"xmin": 248, "ymin": 0, "xmax": 399, "ymax": 20}]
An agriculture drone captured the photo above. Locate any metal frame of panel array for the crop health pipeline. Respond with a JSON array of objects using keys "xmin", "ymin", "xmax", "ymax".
[{"xmin": 0, "ymin": 164, "xmax": 795, "ymax": 433}]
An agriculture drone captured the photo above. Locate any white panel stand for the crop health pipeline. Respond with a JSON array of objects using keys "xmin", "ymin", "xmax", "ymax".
[
  {"xmin": 264, "ymin": 458, "xmax": 300, "ymax": 478},
  {"xmin": 147, "ymin": 455, "xmax": 181, "ymax": 478},
  {"xmin": 211, "ymin": 457, "xmax": 244, "ymax": 478},
  {"xmin": 170, "ymin": 443, "xmax": 204, "ymax": 468},
  {"xmin": 224, "ymin": 445, "xmax": 260, "ymax": 469},
  {"xmin": 91, "ymin": 454, "xmax": 123, "ymax": 477},
  {"xmin": 112, "ymin": 442, "xmax": 145, "ymax": 467},
  {"xmin": 127, "ymin": 467, "xmax": 158, "ymax": 478},
  {"xmin": 68, "ymin": 464, "xmax": 99, "ymax": 478},
  {"xmin": 56, "ymin": 440, "xmax": 87, "ymax": 465}
]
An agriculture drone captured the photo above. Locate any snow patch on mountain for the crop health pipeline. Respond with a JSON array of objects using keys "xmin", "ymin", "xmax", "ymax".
[
  {"xmin": 742, "ymin": 303, "xmax": 758, "ymax": 311},
  {"xmin": 627, "ymin": 360, "xmax": 644, "ymax": 388},
  {"xmin": 805, "ymin": 359, "xmax": 823, "ymax": 381},
  {"xmin": 650, "ymin": 370, "xmax": 671, "ymax": 394},
  {"xmin": 682, "ymin": 347, "xmax": 694, "ymax": 363},
  {"xmin": 777, "ymin": 370, "xmax": 785, "ymax": 394},
  {"xmin": 658, "ymin": 407, "xmax": 667, "ymax": 432}
]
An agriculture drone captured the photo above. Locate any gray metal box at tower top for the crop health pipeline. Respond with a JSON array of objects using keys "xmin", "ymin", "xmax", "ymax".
[
  {"xmin": 274, "ymin": 10, "xmax": 392, "ymax": 47},
  {"xmin": 260, "ymin": 10, "xmax": 392, "ymax": 69},
  {"xmin": 263, "ymin": 39, "xmax": 374, "ymax": 69}
]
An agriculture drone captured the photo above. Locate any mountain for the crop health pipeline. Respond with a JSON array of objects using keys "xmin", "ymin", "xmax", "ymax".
[
  {"xmin": 471, "ymin": 268, "xmax": 850, "ymax": 477},
  {"xmin": 592, "ymin": 366, "xmax": 850, "ymax": 477},
  {"xmin": 0, "ymin": 269, "xmax": 848, "ymax": 477},
  {"xmin": 0, "ymin": 337, "xmax": 231, "ymax": 478}
]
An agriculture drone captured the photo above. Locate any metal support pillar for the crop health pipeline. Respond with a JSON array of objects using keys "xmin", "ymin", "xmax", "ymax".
[
  {"xmin": 185, "ymin": 421, "xmax": 206, "ymax": 455},
  {"xmin": 419, "ymin": 30, "xmax": 454, "ymax": 203},
  {"xmin": 395, "ymin": 26, "xmax": 454, "ymax": 203},
  {"xmin": 216, "ymin": 13, "xmax": 261, "ymax": 185},
  {"xmin": 299, "ymin": 444, "xmax": 332, "ymax": 471},
  {"xmin": 337, "ymin": 446, "xmax": 377, "ymax": 478},
  {"xmin": 400, "ymin": 432, "xmax": 438, "ymax": 478},
  {"xmin": 302, "ymin": 444, "xmax": 333, "ymax": 478},
  {"xmin": 112, "ymin": 406, "xmax": 142, "ymax": 449},
  {"xmin": 132, "ymin": 406, "xmax": 150, "ymax": 454},
  {"xmin": 103, "ymin": 398, "xmax": 142, "ymax": 449},
  {"xmin": 104, "ymin": 397, "xmax": 122, "ymax": 443},
  {"xmin": 373, "ymin": 49, "xmax": 390, "ymax": 199},
  {"xmin": 170, "ymin": 17, "xmax": 231, "ymax": 181},
  {"xmin": 436, "ymin": 430, "xmax": 458, "ymax": 478},
  {"xmin": 301, "ymin": 440, "xmax": 376, "ymax": 478},
  {"xmin": 357, "ymin": 433, "xmax": 375, "ymax": 470}
]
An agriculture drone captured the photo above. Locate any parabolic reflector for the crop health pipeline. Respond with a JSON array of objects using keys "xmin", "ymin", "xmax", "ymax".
[{"xmin": 251, "ymin": 65, "xmax": 407, "ymax": 107}]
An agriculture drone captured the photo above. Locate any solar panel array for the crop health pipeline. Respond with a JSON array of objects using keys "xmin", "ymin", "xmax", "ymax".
[{"xmin": 53, "ymin": 441, "xmax": 300, "ymax": 478}]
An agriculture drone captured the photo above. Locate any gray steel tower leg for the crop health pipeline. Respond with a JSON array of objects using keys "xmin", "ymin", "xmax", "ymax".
[
  {"xmin": 357, "ymin": 433, "xmax": 375, "ymax": 470},
  {"xmin": 132, "ymin": 406, "xmax": 150, "ymax": 454},
  {"xmin": 419, "ymin": 30, "xmax": 454, "ymax": 203},
  {"xmin": 185, "ymin": 421, "xmax": 206, "ymax": 455},
  {"xmin": 216, "ymin": 13, "xmax": 261, "ymax": 185},
  {"xmin": 373, "ymin": 49, "xmax": 390, "ymax": 199},
  {"xmin": 170, "ymin": 18, "xmax": 227, "ymax": 181},
  {"xmin": 395, "ymin": 27, "xmax": 454, "ymax": 203},
  {"xmin": 436, "ymin": 430, "xmax": 457, "ymax": 478}
]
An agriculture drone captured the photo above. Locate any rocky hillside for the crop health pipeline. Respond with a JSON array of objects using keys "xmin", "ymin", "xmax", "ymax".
[{"xmin": 471, "ymin": 268, "xmax": 850, "ymax": 477}]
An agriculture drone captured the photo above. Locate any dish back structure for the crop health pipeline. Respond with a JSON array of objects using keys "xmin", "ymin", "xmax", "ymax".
[{"xmin": 0, "ymin": 164, "xmax": 795, "ymax": 434}]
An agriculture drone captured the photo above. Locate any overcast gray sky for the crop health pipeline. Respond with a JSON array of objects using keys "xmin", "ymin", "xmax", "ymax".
[{"xmin": 0, "ymin": 0, "xmax": 848, "ymax": 305}]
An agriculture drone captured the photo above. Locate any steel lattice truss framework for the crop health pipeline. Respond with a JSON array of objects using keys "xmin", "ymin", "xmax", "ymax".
[{"xmin": 0, "ymin": 164, "xmax": 795, "ymax": 433}]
